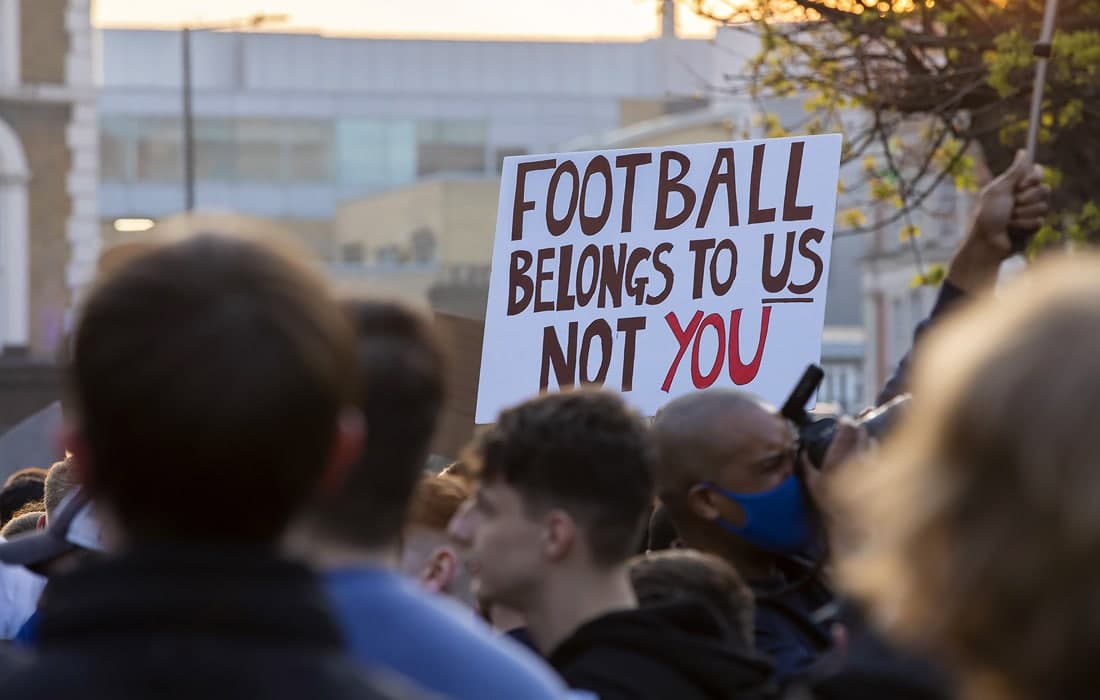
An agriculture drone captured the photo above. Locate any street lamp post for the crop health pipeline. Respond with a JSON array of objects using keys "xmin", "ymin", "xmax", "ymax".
[
  {"xmin": 182, "ymin": 27, "xmax": 194, "ymax": 212},
  {"xmin": 180, "ymin": 14, "xmax": 287, "ymax": 213}
]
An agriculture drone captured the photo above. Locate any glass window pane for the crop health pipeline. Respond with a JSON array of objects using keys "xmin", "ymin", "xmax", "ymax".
[
  {"xmin": 99, "ymin": 130, "xmax": 130, "ymax": 183},
  {"xmin": 417, "ymin": 142, "xmax": 484, "ymax": 176},
  {"xmin": 284, "ymin": 120, "xmax": 333, "ymax": 183},
  {"xmin": 236, "ymin": 142, "xmax": 284, "ymax": 183},
  {"xmin": 337, "ymin": 119, "xmax": 415, "ymax": 190},
  {"xmin": 194, "ymin": 118, "xmax": 236, "ymax": 182},
  {"xmin": 415, "ymin": 119, "xmax": 486, "ymax": 176},
  {"xmin": 134, "ymin": 117, "xmax": 182, "ymax": 183}
]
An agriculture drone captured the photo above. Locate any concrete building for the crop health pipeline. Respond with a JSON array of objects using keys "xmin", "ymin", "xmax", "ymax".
[
  {"xmin": 97, "ymin": 20, "xmax": 889, "ymax": 411},
  {"xmin": 861, "ymin": 185, "xmax": 974, "ymax": 395},
  {"xmin": 96, "ymin": 25, "xmax": 713, "ymax": 258},
  {"xmin": 0, "ymin": 0, "xmax": 98, "ymax": 358}
]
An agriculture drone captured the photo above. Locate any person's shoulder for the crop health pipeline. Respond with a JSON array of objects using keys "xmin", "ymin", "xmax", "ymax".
[
  {"xmin": 0, "ymin": 647, "xmax": 30, "ymax": 684},
  {"xmin": 555, "ymin": 646, "xmax": 682, "ymax": 700},
  {"xmin": 396, "ymin": 592, "xmax": 567, "ymax": 696},
  {"xmin": 0, "ymin": 646, "xmax": 436, "ymax": 700},
  {"xmin": 323, "ymin": 567, "xmax": 566, "ymax": 699}
]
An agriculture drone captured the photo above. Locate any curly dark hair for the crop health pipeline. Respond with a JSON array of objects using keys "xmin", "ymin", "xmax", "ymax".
[{"xmin": 470, "ymin": 388, "xmax": 655, "ymax": 566}]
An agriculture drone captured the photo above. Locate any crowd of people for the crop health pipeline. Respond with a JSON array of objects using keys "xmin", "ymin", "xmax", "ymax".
[{"xmin": 0, "ymin": 148, "xmax": 1088, "ymax": 700}]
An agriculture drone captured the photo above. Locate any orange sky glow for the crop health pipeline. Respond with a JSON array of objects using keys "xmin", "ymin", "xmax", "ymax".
[{"xmin": 93, "ymin": 0, "xmax": 719, "ymax": 40}]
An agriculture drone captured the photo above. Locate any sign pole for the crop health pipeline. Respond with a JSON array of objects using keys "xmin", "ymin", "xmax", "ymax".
[{"xmin": 1008, "ymin": 0, "xmax": 1059, "ymax": 254}]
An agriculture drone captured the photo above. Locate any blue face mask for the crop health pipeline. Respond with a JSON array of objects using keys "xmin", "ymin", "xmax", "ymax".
[{"xmin": 705, "ymin": 474, "xmax": 814, "ymax": 555}]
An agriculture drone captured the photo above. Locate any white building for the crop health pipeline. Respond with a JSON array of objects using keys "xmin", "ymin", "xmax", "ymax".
[
  {"xmin": 97, "ymin": 23, "xmax": 880, "ymax": 411},
  {"xmin": 97, "ymin": 28, "xmax": 714, "ymax": 230},
  {"xmin": 0, "ymin": 0, "xmax": 98, "ymax": 356}
]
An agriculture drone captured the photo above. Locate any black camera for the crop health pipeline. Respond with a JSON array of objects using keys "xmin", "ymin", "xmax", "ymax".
[{"xmin": 780, "ymin": 365, "xmax": 910, "ymax": 469}]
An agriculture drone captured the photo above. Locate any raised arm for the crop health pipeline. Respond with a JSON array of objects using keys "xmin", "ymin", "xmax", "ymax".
[{"xmin": 876, "ymin": 151, "xmax": 1050, "ymax": 405}]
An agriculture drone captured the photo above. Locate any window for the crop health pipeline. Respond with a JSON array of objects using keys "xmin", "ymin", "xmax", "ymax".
[
  {"xmin": 134, "ymin": 118, "xmax": 183, "ymax": 183},
  {"xmin": 194, "ymin": 119, "xmax": 236, "ymax": 182},
  {"xmin": 282, "ymin": 120, "xmax": 333, "ymax": 183},
  {"xmin": 416, "ymin": 142, "xmax": 484, "ymax": 176},
  {"xmin": 494, "ymin": 147, "xmax": 529, "ymax": 173},
  {"xmin": 336, "ymin": 119, "xmax": 416, "ymax": 190},
  {"xmin": 416, "ymin": 119, "xmax": 487, "ymax": 177},
  {"xmin": 287, "ymin": 141, "xmax": 331, "ymax": 182},
  {"xmin": 341, "ymin": 242, "xmax": 364, "ymax": 263},
  {"xmin": 409, "ymin": 227, "xmax": 437, "ymax": 263},
  {"xmin": 136, "ymin": 139, "xmax": 182, "ymax": 183},
  {"xmin": 235, "ymin": 119, "xmax": 289, "ymax": 183},
  {"xmin": 99, "ymin": 118, "xmax": 134, "ymax": 183}
]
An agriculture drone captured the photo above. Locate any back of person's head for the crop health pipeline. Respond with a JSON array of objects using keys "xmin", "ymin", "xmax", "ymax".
[
  {"xmin": 66, "ymin": 233, "xmax": 360, "ymax": 545},
  {"xmin": 834, "ymin": 253, "xmax": 1100, "ymax": 700},
  {"xmin": 5, "ymin": 468, "xmax": 47, "ymax": 485},
  {"xmin": 0, "ymin": 468, "xmax": 47, "ymax": 526},
  {"xmin": 308, "ymin": 301, "xmax": 446, "ymax": 551},
  {"xmin": 470, "ymin": 388, "xmax": 655, "ymax": 568},
  {"xmin": 43, "ymin": 457, "xmax": 76, "ymax": 522},
  {"xmin": 647, "ymin": 502, "xmax": 681, "ymax": 551},
  {"xmin": 629, "ymin": 549, "xmax": 754, "ymax": 651},
  {"xmin": 401, "ymin": 473, "xmax": 475, "ymax": 605},
  {"xmin": 1, "ymin": 510, "xmax": 44, "ymax": 539},
  {"xmin": 408, "ymin": 472, "xmax": 470, "ymax": 533},
  {"xmin": 440, "ymin": 459, "xmax": 476, "ymax": 485}
]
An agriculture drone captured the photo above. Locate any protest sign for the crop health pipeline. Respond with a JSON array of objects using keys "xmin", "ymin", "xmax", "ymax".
[{"xmin": 476, "ymin": 135, "xmax": 843, "ymax": 424}]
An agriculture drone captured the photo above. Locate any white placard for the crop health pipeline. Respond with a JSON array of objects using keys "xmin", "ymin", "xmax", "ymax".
[{"xmin": 476, "ymin": 135, "xmax": 842, "ymax": 424}]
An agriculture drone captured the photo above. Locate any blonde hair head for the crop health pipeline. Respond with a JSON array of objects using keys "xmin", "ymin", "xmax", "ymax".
[{"xmin": 833, "ymin": 252, "xmax": 1100, "ymax": 700}]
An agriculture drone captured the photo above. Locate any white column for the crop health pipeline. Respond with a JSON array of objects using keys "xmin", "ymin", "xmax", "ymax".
[
  {"xmin": 64, "ymin": 0, "xmax": 99, "ymax": 320},
  {"xmin": 0, "ymin": 0, "xmax": 20, "ymax": 88},
  {"xmin": 0, "ymin": 118, "xmax": 30, "ymax": 349}
]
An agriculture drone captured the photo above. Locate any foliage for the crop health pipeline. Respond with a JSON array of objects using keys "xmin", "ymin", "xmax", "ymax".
[{"xmin": 684, "ymin": 0, "xmax": 1100, "ymax": 261}]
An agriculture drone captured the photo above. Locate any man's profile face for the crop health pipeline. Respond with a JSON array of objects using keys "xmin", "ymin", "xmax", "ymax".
[
  {"xmin": 707, "ymin": 405, "xmax": 800, "ymax": 528},
  {"xmin": 447, "ymin": 479, "xmax": 544, "ymax": 609}
]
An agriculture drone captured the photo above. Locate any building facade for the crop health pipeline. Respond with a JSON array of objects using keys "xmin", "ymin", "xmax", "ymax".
[
  {"xmin": 98, "ymin": 24, "xmax": 878, "ymax": 411},
  {"xmin": 97, "ymin": 27, "xmax": 713, "ymax": 257},
  {"xmin": 0, "ymin": 0, "xmax": 98, "ymax": 357}
]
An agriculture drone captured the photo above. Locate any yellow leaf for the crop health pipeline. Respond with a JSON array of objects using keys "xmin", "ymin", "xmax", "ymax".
[
  {"xmin": 898, "ymin": 224, "xmax": 921, "ymax": 241},
  {"xmin": 840, "ymin": 208, "xmax": 866, "ymax": 227}
]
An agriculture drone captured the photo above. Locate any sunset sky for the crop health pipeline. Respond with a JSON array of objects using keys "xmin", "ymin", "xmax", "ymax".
[{"xmin": 93, "ymin": 0, "xmax": 718, "ymax": 40}]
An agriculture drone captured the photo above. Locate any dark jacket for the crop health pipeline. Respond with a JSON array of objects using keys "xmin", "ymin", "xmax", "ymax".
[
  {"xmin": 1, "ymin": 544, "xmax": 426, "ymax": 700},
  {"xmin": 877, "ymin": 281, "xmax": 966, "ymax": 405},
  {"xmin": 803, "ymin": 604, "xmax": 955, "ymax": 700},
  {"xmin": 548, "ymin": 600, "xmax": 777, "ymax": 700},
  {"xmin": 750, "ymin": 557, "xmax": 837, "ymax": 683}
]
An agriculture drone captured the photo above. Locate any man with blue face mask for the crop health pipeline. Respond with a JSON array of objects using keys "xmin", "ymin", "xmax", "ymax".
[{"xmin": 651, "ymin": 390, "xmax": 865, "ymax": 682}]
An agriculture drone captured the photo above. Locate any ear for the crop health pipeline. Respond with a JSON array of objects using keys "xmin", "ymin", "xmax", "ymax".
[
  {"xmin": 36, "ymin": 514, "xmax": 46, "ymax": 530},
  {"xmin": 419, "ymin": 546, "xmax": 458, "ymax": 594},
  {"xmin": 318, "ymin": 407, "xmax": 365, "ymax": 497},
  {"xmin": 543, "ymin": 510, "xmax": 578, "ymax": 563},
  {"xmin": 689, "ymin": 483, "xmax": 746, "ymax": 527},
  {"xmin": 60, "ymin": 420, "xmax": 93, "ymax": 491},
  {"xmin": 687, "ymin": 483, "xmax": 724, "ymax": 522}
]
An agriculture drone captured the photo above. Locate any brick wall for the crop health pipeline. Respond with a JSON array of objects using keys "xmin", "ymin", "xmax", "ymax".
[
  {"xmin": 19, "ymin": 0, "xmax": 69, "ymax": 86},
  {"xmin": 0, "ymin": 101, "xmax": 73, "ymax": 355}
]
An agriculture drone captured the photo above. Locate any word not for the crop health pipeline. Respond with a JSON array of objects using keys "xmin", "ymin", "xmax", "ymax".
[{"xmin": 539, "ymin": 317, "xmax": 647, "ymax": 392}]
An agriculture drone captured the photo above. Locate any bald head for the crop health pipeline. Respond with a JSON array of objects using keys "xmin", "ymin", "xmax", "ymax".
[{"xmin": 652, "ymin": 389, "xmax": 792, "ymax": 505}]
